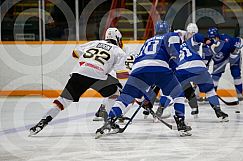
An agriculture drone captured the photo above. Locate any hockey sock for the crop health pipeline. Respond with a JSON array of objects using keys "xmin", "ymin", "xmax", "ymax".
[
  {"xmin": 212, "ymin": 75, "xmax": 220, "ymax": 91},
  {"xmin": 159, "ymin": 96, "xmax": 172, "ymax": 109},
  {"xmin": 234, "ymin": 79, "xmax": 243, "ymax": 95},
  {"xmin": 109, "ymin": 106, "xmax": 123, "ymax": 118},
  {"xmin": 173, "ymin": 97, "xmax": 185, "ymax": 119},
  {"xmin": 109, "ymin": 96, "xmax": 129, "ymax": 118},
  {"xmin": 42, "ymin": 96, "xmax": 73, "ymax": 119},
  {"xmin": 235, "ymin": 84, "xmax": 243, "ymax": 95},
  {"xmin": 123, "ymin": 103, "xmax": 133, "ymax": 115},
  {"xmin": 102, "ymin": 97, "xmax": 116, "ymax": 113},
  {"xmin": 206, "ymin": 89, "xmax": 220, "ymax": 107},
  {"xmin": 188, "ymin": 96, "xmax": 198, "ymax": 109},
  {"xmin": 183, "ymin": 84, "xmax": 198, "ymax": 109},
  {"xmin": 42, "ymin": 104, "xmax": 61, "ymax": 120}
]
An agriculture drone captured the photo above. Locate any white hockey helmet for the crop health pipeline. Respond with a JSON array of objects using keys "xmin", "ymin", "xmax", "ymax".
[
  {"xmin": 105, "ymin": 27, "xmax": 123, "ymax": 48},
  {"xmin": 186, "ymin": 23, "xmax": 198, "ymax": 34}
]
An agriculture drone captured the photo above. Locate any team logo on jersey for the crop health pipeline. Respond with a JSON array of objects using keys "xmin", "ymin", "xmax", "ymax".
[
  {"xmin": 213, "ymin": 52, "xmax": 224, "ymax": 61},
  {"xmin": 79, "ymin": 62, "xmax": 85, "ymax": 66},
  {"xmin": 79, "ymin": 61, "xmax": 104, "ymax": 71}
]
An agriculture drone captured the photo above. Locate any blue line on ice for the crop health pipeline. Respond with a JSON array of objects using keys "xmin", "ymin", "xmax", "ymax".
[{"xmin": 0, "ymin": 112, "xmax": 94, "ymax": 136}]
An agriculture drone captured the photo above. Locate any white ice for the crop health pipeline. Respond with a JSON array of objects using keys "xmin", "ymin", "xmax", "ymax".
[{"xmin": 0, "ymin": 97, "xmax": 243, "ymax": 161}]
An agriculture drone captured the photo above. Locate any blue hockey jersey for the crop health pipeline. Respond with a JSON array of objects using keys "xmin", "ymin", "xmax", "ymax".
[
  {"xmin": 210, "ymin": 34, "xmax": 241, "ymax": 63},
  {"xmin": 176, "ymin": 33, "xmax": 208, "ymax": 74},
  {"xmin": 132, "ymin": 32, "xmax": 181, "ymax": 73}
]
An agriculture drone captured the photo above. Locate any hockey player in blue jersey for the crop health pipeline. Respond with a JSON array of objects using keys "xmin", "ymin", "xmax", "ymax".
[
  {"xmin": 95, "ymin": 21, "xmax": 192, "ymax": 138},
  {"xmin": 207, "ymin": 27, "xmax": 243, "ymax": 101},
  {"xmin": 175, "ymin": 33, "xmax": 229, "ymax": 121},
  {"xmin": 156, "ymin": 23, "xmax": 202, "ymax": 119}
]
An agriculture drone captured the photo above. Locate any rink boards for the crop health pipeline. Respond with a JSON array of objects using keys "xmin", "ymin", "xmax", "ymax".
[{"xmin": 0, "ymin": 41, "xmax": 242, "ymax": 97}]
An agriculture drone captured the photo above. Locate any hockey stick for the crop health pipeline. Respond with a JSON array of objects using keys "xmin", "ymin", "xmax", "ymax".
[
  {"xmin": 118, "ymin": 85, "xmax": 160, "ymax": 133},
  {"xmin": 146, "ymin": 107, "xmax": 177, "ymax": 130},
  {"xmin": 117, "ymin": 97, "xmax": 146, "ymax": 133},
  {"xmin": 217, "ymin": 95, "xmax": 239, "ymax": 106},
  {"xmin": 95, "ymin": 98, "xmax": 147, "ymax": 139}
]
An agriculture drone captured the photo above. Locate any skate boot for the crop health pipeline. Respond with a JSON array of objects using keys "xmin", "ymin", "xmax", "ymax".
[
  {"xmin": 191, "ymin": 107, "xmax": 199, "ymax": 118},
  {"xmin": 153, "ymin": 106, "xmax": 164, "ymax": 122},
  {"xmin": 142, "ymin": 100, "xmax": 153, "ymax": 119},
  {"xmin": 213, "ymin": 106, "xmax": 229, "ymax": 122},
  {"xmin": 143, "ymin": 110, "xmax": 150, "ymax": 119},
  {"xmin": 95, "ymin": 118, "xmax": 120, "ymax": 139},
  {"xmin": 29, "ymin": 116, "xmax": 52, "ymax": 136},
  {"xmin": 174, "ymin": 116, "xmax": 192, "ymax": 137},
  {"xmin": 93, "ymin": 104, "xmax": 108, "ymax": 122},
  {"xmin": 118, "ymin": 115, "xmax": 132, "ymax": 124},
  {"xmin": 197, "ymin": 96, "xmax": 208, "ymax": 102},
  {"xmin": 237, "ymin": 94, "xmax": 243, "ymax": 101}
]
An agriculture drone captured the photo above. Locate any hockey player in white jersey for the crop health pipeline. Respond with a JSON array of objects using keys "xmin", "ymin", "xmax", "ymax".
[
  {"xmin": 29, "ymin": 28, "xmax": 127, "ymax": 136},
  {"xmin": 174, "ymin": 23, "xmax": 199, "ymax": 42},
  {"xmin": 93, "ymin": 54, "xmax": 135, "ymax": 122}
]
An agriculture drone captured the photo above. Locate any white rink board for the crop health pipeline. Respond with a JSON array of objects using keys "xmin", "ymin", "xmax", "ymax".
[
  {"xmin": 0, "ymin": 97, "xmax": 243, "ymax": 161},
  {"xmin": 0, "ymin": 44, "xmax": 242, "ymax": 91}
]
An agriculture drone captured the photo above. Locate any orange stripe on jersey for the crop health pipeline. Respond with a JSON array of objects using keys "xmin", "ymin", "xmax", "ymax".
[{"xmin": 72, "ymin": 50, "xmax": 80, "ymax": 59}]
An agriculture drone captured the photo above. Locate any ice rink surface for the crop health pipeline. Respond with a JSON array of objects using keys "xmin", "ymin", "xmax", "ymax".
[{"xmin": 0, "ymin": 97, "xmax": 243, "ymax": 161}]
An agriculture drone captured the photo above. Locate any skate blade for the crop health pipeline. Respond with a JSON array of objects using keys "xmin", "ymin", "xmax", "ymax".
[
  {"xmin": 28, "ymin": 130, "xmax": 38, "ymax": 137},
  {"xmin": 171, "ymin": 126, "xmax": 178, "ymax": 130},
  {"xmin": 179, "ymin": 131, "xmax": 192, "ymax": 137},
  {"xmin": 220, "ymin": 117, "xmax": 229, "ymax": 122},
  {"xmin": 193, "ymin": 114, "xmax": 199, "ymax": 119},
  {"xmin": 153, "ymin": 117, "xmax": 159, "ymax": 123},
  {"xmin": 93, "ymin": 117, "xmax": 104, "ymax": 121},
  {"xmin": 144, "ymin": 115, "xmax": 148, "ymax": 119},
  {"xmin": 95, "ymin": 129, "xmax": 108, "ymax": 139},
  {"xmin": 95, "ymin": 132, "xmax": 103, "ymax": 139},
  {"xmin": 95, "ymin": 129, "xmax": 119, "ymax": 139}
]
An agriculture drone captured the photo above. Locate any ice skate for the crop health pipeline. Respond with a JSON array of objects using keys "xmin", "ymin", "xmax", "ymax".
[
  {"xmin": 141, "ymin": 100, "xmax": 153, "ymax": 119},
  {"xmin": 143, "ymin": 110, "xmax": 150, "ymax": 119},
  {"xmin": 213, "ymin": 106, "xmax": 229, "ymax": 122},
  {"xmin": 237, "ymin": 94, "xmax": 243, "ymax": 101},
  {"xmin": 191, "ymin": 107, "xmax": 199, "ymax": 118},
  {"xmin": 174, "ymin": 116, "xmax": 192, "ymax": 137},
  {"xmin": 95, "ymin": 118, "xmax": 120, "ymax": 139},
  {"xmin": 117, "ymin": 115, "xmax": 132, "ymax": 124},
  {"xmin": 197, "ymin": 96, "xmax": 208, "ymax": 103},
  {"xmin": 93, "ymin": 104, "xmax": 108, "ymax": 122},
  {"xmin": 29, "ymin": 116, "xmax": 52, "ymax": 136}
]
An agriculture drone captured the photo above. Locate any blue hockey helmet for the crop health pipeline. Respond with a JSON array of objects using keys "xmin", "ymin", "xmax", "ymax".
[
  {"xmin": 207, "ymin": 27, "xmax": 219, "ymax": 39},
  {"xmin": 155, "ymin": 20, "xmax": 171, "ymax": 35}
]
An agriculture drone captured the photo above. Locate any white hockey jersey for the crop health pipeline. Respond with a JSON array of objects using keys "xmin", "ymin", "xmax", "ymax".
[{"xmin": 72, "ymin": 40, "xmax": 127, "ymax": 80}]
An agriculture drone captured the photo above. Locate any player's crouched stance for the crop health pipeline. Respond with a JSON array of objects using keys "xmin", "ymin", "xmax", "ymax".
[
  {"xmin": 29, "ymin": 28, "xmax": 127, "ymax": 136},
  {"xmin": 96, "ymin": 21, "xmax": 192, "ymax": 138},
  {"xmin": 176, "ymin": 33, "xmax": 228, "ymax": 122}
]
